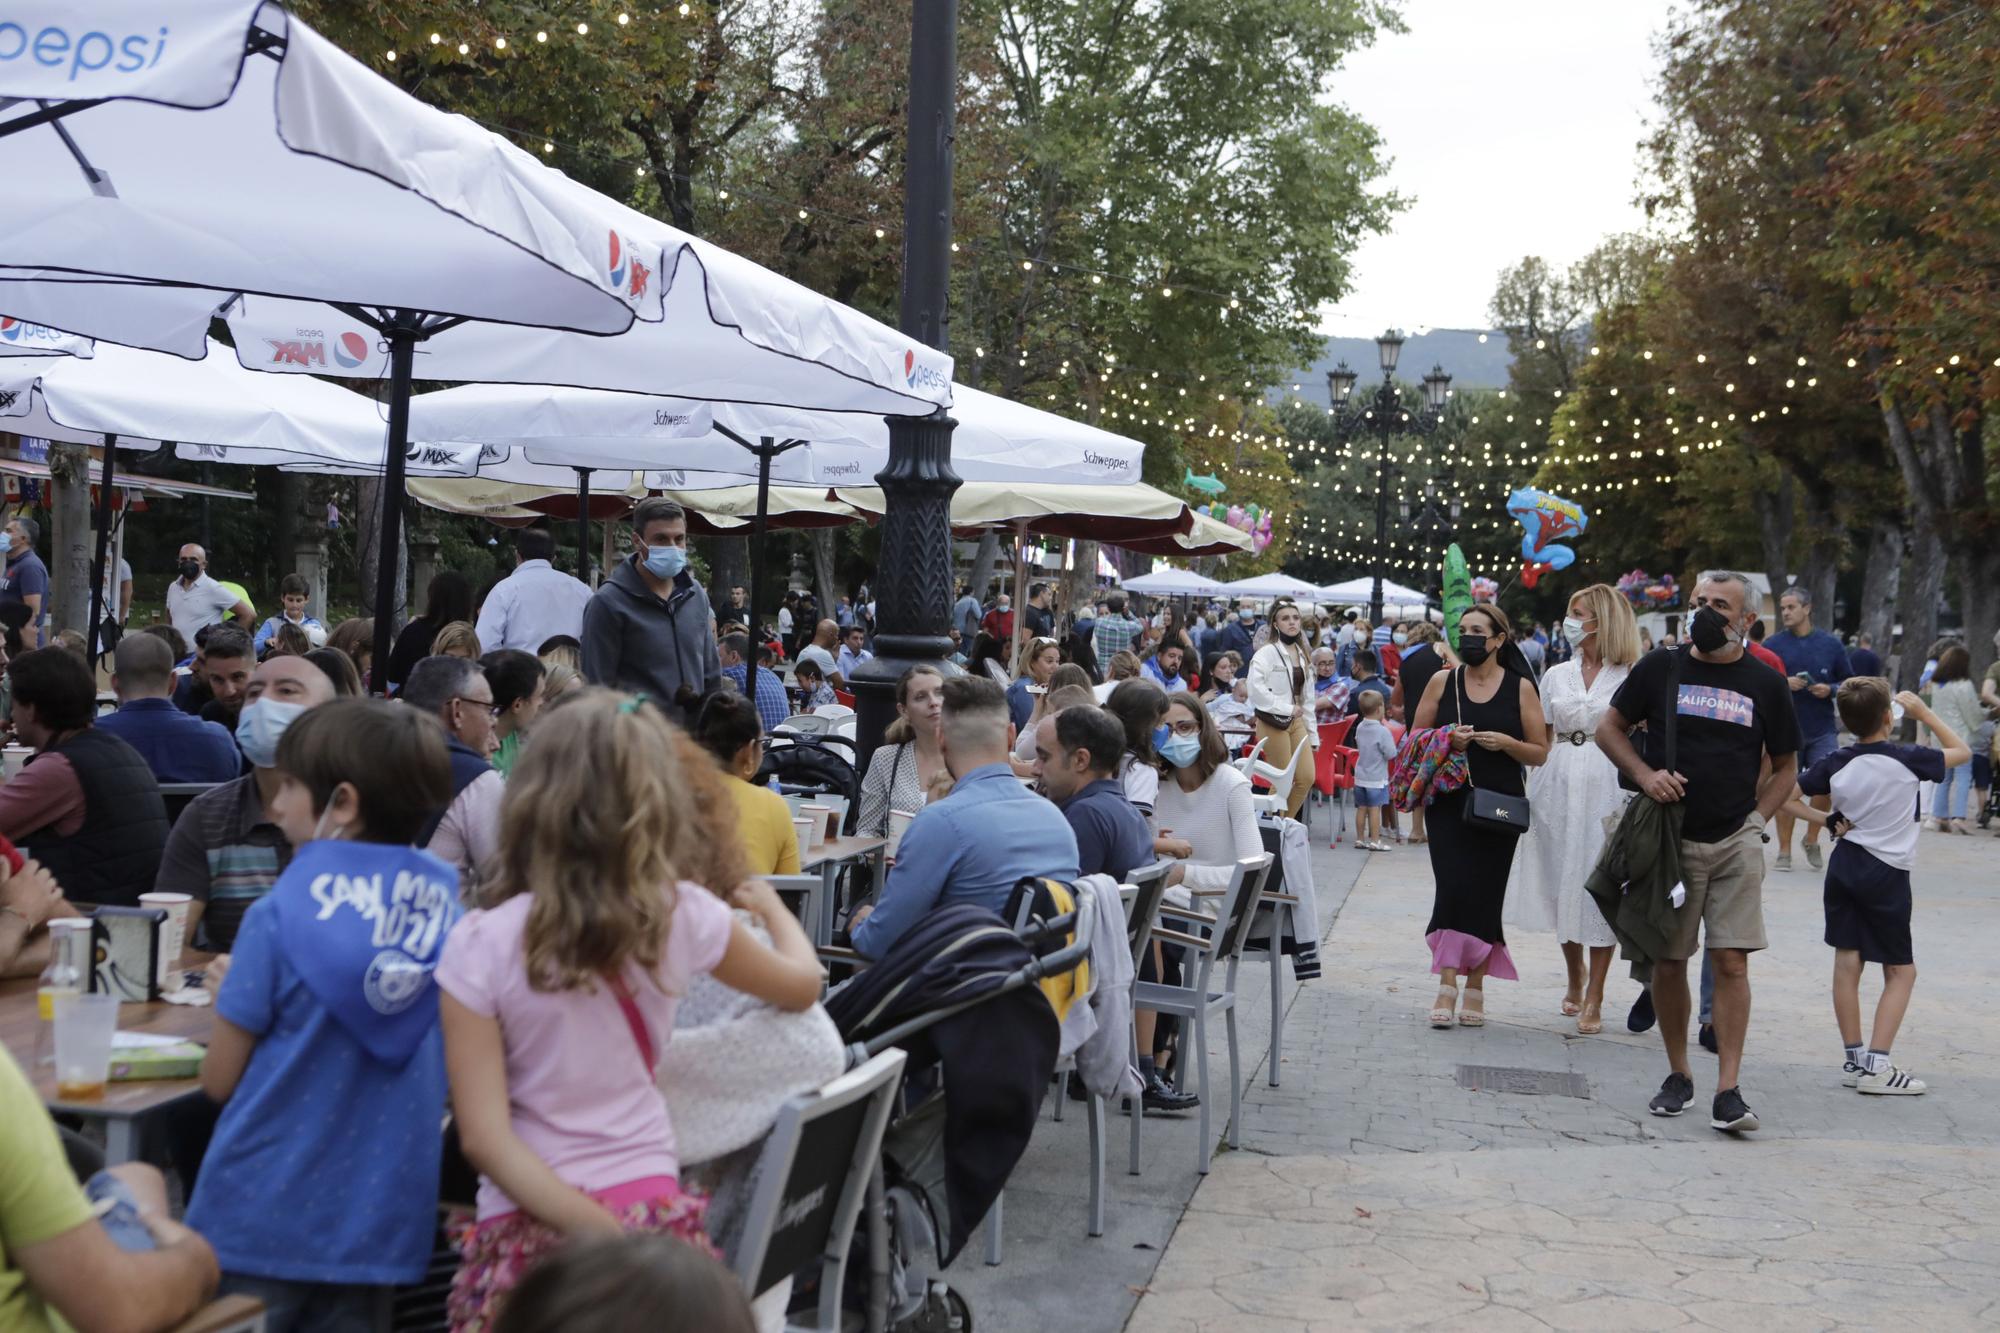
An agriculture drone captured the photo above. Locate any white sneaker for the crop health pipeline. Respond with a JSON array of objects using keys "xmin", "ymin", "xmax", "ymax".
[
  {"xmin": 1856, "ymin": 1065, "xmax": 1927, "ymax": 1096},
  {"xmin": 1841, "ymin": 1060, "xmax": 1865, "ymax": 1088}
]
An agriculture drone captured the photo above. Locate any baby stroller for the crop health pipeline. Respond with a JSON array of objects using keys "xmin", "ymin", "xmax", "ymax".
[
  {"xmin": 760, "ymin": 730, "xmax": 861, "ymax": 835},
  {"xmin": 821, "ymin": 891, "xmax": 1094, "ymax": 1332}
]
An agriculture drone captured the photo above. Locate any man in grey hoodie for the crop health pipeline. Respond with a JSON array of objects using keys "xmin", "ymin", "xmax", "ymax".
[{"xmin": 581, "ymin": 497, "xmax": 723, "ymax": 723}]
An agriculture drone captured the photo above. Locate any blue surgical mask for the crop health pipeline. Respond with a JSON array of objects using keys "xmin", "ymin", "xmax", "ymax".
[
  {"xmin": 1152, "ymin": 723, "xmax": 1172, "ymax": 752},
  {"xmin": 1161, "ymin": 733, "xmax": 1202, "ymax": 768},
  {"xmin": 642, "ymin": 542, "xmax": 688, "ymax": 579},
  {"xmin": 1392, "ymin": 632, "xmax": 1408, "ymax": 647},
  {"xmin": 235, "ymin": 698, "xmax": 305, "ymax": 770}
]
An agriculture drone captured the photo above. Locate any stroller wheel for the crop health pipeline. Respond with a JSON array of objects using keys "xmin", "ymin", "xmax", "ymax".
[{"xmin": 894, "ymin": 1282, "xmax": 972, "ymax": 1332}]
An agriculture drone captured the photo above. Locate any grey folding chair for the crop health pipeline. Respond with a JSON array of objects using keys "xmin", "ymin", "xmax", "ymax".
[
  {"xmin": 725, "ymin": 1048, "xmax": 908, "ymax": 1333},
  {"xmin": 1248, "ymin": 817, "xmax": 1305, "ymax": 1087},
  {"xmin": 1130, "ymin": 853, "xmax": 1274, "ymax": 1174},
  {"xmin": 763, "ymin": 874, "xmax": 828, "ymax": 950}
]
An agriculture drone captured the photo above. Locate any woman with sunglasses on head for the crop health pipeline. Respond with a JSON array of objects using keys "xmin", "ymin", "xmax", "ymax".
[
  {"xmin": 1410, "ymin": 603, "xmax": 1549, "ymax": 1030},
  {"xmin": 1006, "ymin": 635, "xmax": 1063, "ymax": 731},
  {"xmin": 1246, "ymin": 599, "xmax": 1317, "ymax": 819}
]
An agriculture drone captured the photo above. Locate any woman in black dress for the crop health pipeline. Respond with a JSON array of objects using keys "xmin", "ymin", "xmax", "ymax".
[{"xmin": 1411, "ymin": 603, "xmax": 1548, "ymax": 1028}]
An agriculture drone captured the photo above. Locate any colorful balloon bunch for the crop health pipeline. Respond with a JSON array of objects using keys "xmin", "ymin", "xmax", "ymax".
[
  {"xmin": 1616, "ymin": 569, "xmax": 1679, "ymax": 608},
  {"xmin": 1201, "ymin": 500, "xmax": 1274, "ymax": 553},
  {"xmin": 1470, "ymin": 576, "xmax": 1500, "ymax": 603}
]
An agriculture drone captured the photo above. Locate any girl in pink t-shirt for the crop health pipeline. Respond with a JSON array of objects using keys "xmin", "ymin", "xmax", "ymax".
[{"xmin": 436, "ymin": 691, "xmax": 822, "ymax": 1330}]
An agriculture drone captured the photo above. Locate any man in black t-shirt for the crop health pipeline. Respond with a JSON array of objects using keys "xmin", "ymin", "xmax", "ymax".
[{"xmin": 1598, "ymin": 571, "xmax": 1800, "ymax": 1135}]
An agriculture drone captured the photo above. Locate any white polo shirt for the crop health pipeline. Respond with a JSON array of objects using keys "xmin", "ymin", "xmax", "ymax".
[{"xmin": 166, "ymin": 573, "xmax": 240, "ymax": 639}]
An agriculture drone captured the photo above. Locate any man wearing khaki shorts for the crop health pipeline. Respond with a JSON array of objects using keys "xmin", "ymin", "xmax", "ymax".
[{"xmin": 1598, "ymin": 572, "xmax": 1801, "ymax": 1133}]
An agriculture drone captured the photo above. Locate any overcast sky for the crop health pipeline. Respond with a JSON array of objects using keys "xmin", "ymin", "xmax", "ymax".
[{"xmin": 1320, "ymin": 0, "xmax": 1673, "ymax": 336}]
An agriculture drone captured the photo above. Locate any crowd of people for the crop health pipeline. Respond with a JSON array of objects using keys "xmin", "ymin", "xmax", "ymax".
[{"xmin": 2, "ymin": 495, "xmax": 1996, "ymax": 1331}]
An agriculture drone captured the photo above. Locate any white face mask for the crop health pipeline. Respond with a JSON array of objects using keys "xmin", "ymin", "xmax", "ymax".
[{"xmin": 1562, "ymin": 616, "xmax": 1592, "ymax": 647}]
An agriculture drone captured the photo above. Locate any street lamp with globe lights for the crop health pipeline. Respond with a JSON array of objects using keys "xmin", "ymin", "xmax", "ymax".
[{"xmin": 1326, "ymin": 329, "xmax": 1452, "ymax": 624}]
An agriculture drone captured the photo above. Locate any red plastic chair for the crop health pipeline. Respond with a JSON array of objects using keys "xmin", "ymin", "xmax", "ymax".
[
  {"xmin": 833, "ymin": 688, "xmax": 857, "ymax": 708},
  {"xmin": 1314, "ymin": 721, "xmax": 1358, "ymax": 844}
]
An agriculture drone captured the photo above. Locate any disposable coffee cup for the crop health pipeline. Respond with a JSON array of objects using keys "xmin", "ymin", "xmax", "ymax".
[
  {"xmin": 52, "ymin": 992, "xmax": 118, "ymax": 1101},
  {"xmin": 799, "ymin": 805, "xmax": 832, "ymax": 850},
  {"xmin": 138, "ymin": 892, "xmax": 193, "ymax": 994},
  {"xmin": 793, "ymin": 818, "xmax": 815, "ymax": 864},
  {"xmin": 886, "ymin": 809, "xmax": 915, "ymax": 857}
]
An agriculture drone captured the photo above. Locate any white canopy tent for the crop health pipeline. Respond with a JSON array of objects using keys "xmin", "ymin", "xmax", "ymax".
[
  {"xmin": 1316, "ymin": 576, "xmax": 1431, "ymax": 609},
  {"xmin": 1120, "ymin": 569, "xmax": 1232, "ymax": 598},
  {"xmin": 0, "ymin": 0, "xmax": 950, "ymax": 685},
  {"xmin": 1221, "ymin": 572, "xmax": 1327, "ymax": 601}
]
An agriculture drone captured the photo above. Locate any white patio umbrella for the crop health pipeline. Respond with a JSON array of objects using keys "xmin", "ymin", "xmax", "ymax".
[
  {"xmin": 1316, "ymin": 575, "xmax": 1430, "ymax": 609},
  {"xmin": 0, "ymin": 317, "xmax": 91, "ymax": 359},
  {"xmin": 0, "ymin": 0, "xmax": 950, "ymax": 685},
  {"xmin": 0, "ymin": 337, "xmax": 403, "ymax": 647},
  {"xmin": 1120, "ymin": 569, "xmax": 1233, "ymax": 597},
  {"xmin": 1221, "ymin": 572, "xmax": 1327, "ymax": 601}
]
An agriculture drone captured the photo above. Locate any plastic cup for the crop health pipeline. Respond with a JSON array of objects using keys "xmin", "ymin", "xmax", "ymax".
[
  {"xmin": 138, "ymin": 892, "xmax": 193, "ymax": 994},
  {"xmin": 793, "ymin": 818, "xmax": 815, "ymax": 864},
  {"xmin": 52, "ymin": 992, "xmax": 119, "ymax": 1101}
]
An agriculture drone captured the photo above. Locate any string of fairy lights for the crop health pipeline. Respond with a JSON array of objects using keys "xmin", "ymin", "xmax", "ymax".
[{"xmin": 371, "ymin": 14, "xmax": 1994, "ymax": 577}]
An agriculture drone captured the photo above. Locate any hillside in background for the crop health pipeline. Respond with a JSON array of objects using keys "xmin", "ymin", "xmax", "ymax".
[{"xmin": 1270, "ymin": 327, "xmax": 1515, "ymax": 402}]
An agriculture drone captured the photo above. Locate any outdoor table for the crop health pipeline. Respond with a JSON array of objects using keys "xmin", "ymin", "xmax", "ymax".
[
  {"xmin": 800, "ymin": 835, "xmax": 890, "ymax": 945},
  {"xmin": 0, "ymin": 955, "xmax": 214, "ymax": 1164}
]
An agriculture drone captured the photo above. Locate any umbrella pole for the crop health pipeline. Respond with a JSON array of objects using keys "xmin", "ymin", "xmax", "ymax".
[
  {"xmin": 745, "ymin": 438, "xmax": 772, "ymax": 728},
  {"xmin": 86, "ymin": 434, "xmax": 116, "ymax": 665},
  {"xmin": 574, "ymin": 468, "xmax": 592, "ymax": 582},
  {"xmin": 370, "ymin": 321, "xmax": 418, "ymax": 695},
  {"xmin": 1010, "ymin": 518, "xmax": 1030, "ymax": 671}
]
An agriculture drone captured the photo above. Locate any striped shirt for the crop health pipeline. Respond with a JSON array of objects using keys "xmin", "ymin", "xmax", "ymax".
[{"xmin": 154, "ymin": 774, "xmax": 290, "ymax": 952}]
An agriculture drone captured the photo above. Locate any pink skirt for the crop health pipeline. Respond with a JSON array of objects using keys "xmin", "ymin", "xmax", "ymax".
[
  {"xmin": 448, "ymin": 1177, "xmax": 713, "ymax": 1332},
  {"xmin": 1426, "ymin": 928, "xmax": 1519, "ymax": 981}
]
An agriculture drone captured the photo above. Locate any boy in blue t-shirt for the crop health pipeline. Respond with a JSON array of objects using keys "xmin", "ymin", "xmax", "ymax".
[
  {"xmin": 1789, "ymin": 678, "xmax": 1969, "ymax": 1097},
  {"xmin": 187, "ymin": 699, "xmax": 459, "ymax": 1329}
]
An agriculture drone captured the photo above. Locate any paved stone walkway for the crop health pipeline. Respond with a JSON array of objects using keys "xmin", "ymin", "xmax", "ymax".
[{"xmin": 1130, "ymin": 826, "xmax": 2000, "ymax": 1331}]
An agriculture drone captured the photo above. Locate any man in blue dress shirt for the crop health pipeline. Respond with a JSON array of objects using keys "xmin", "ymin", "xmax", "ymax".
[
  {"xmin": 96, "ymin": 633, "xmax": 241, "ymax": 783},
  {"xmin": 851, "ymin": 675, "xmax": 1079, "ymax": 958}
]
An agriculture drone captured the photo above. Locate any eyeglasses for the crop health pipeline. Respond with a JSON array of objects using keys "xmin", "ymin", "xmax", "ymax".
[
  {"xmin": 452, "ymin": 696, "xmax": 501, "ymax": 719},
  {"xmin": 1166, "ymin": 719, "xmax": 1202, "ymax": 736}
]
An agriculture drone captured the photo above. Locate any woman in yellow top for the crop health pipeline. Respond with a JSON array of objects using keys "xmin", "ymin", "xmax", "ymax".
[{"xmin": 694, "ymin": 690, "xmax": 802, "ymax": 875}]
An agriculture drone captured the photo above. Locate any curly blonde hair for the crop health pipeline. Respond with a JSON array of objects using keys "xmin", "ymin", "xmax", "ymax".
[
  {"xmin": 489, "ymin": 689, "xmax": 746, "ymax": 992},
  {"xmin": 430, "ymin": 620, "xmax": 482, "ymax": 659}
]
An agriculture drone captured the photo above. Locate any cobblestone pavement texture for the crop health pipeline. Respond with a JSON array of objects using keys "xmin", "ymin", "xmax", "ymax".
[{"xmin": 1127, "ymin": 824, "xmax": 2000, "ymax": 1332}]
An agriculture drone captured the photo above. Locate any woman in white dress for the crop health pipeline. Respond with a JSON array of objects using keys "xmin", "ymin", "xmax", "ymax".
[{"xmin": 1505, "ymin": 583, "xmax": 1642, "ymax": 1034}]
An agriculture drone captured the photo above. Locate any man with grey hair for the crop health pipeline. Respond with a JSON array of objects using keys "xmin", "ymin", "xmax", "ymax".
[
  {"xmin": 580, "ymin": 495, "xmax": 722, "ymax": 723},
  {"xmin": 1767, "ymin": 584, "xmax": 1852, "ymax": 871},
  {"xmin": 0, "ymin": 515, "xmax": 48, "ymax": 648},
  {"xmin": 401, "ymin": 655, "xmax": 502, "ymax": 893},
  {"xmin": 1597, "ymin": 570, "xmax": 1800, "ymax": 1134}
]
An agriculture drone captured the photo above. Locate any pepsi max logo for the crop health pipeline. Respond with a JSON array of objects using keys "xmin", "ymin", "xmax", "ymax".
[
  {"xmin": 266, "ymin": 338, "xmax": 325, "ymax": 366},
  {"xmin": 0, "ymin": 390, "xmax": 17, "ymax": 411},
  {"xmin": 333, "ymin": 332, "xmax": 369, "ymax": 368},
  {"xmin": 902, "ymin": 348, "xmax": 949, "ymax": 393},
  {"xmin": 1081, "ymin": 450, "xmax": 1130, "ymax": 472},
  {"xmin": 404, "ymin": 446, "xmax": 466, "ymax": 467},
  {"xmin": 0, "ymin": 317, "xmax": 68, "ymax": 344}
]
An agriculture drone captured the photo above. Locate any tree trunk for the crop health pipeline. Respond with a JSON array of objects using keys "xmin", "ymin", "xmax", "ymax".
[
  {"xmin": 1894, "ymin": 523, "xmax": 1945, "ymax": 694},
  {"xmin": 1795, "ymin": 486, "xmax": 1843, "ymax": 629},
  {"xmin": 1856, "ymin": 516, "xmax": 1902, "ymax": 666},
  {"xmin": 806, "ymin": 528, "xmax": 839, "ymax": 624},
  {"xmin": 45, "ymin": 442, "xmax": 93, "ymax": 639},
  {"xmin": 1876, "ymin": 387, "xmax": 1994, "ymax": 678},
  {"xmin": 705, "ymin": 534, "xmax": 751, "ymax": 614},
  {"xmin": 274, "ymin": 471, "xmax": 306, "ymax": 584},
  {"xmin": 356, "ymin": 476, "xmax": 408, "ymax": 632},
  {"xmin": 1061, "ymin": 538, "xmax": 1099, "ymax": 638},
  {"xmin": 1950, "ymin": 549, "xmax": 2000, "ymax": 682},
  {"xmin": 967, "ymin": 529, "xmax": 1001, "ymax": 606},
  {"xmin": 1749, "ymin": 468, "xmax": 1795, "ymax": 605}
]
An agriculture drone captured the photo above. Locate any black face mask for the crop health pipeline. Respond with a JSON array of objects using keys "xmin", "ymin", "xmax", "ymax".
[
  {"xmin": 1689, "ymin": 605, "xmax": 1735, "ymax": 653},
  {"xmin": 1458, "ymin": 634, "xmax": 1491, "ymax": 666},
  {"xmin": 1278, "ymin": 629, "xmax": 1301, "ymax": 645},
  {"xmin": 178, "ymin": 559, "xmax": 202, "ymax": 581}
]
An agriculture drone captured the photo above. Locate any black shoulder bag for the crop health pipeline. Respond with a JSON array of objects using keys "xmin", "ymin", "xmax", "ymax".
[{"xmin": 1458, "ymin": 667, "xmax": 1532, "ymax": 836}]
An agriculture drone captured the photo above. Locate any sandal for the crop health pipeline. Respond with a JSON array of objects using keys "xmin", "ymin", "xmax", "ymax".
[
  {"xmin": 1561, "ymin": 989, "xmax": 1582, "ymax": 1018},
  {"xmin": 1429, "ymin": 985, "xmax": 1457, "ymax": 1028},
  {"xmin": 1576, "ymin": 1001, "xmax": 1603, "ymax": 1035},
  {"xmin": 1458, "ymin": 988, "xmax": 1486, "ymax": 1027}
]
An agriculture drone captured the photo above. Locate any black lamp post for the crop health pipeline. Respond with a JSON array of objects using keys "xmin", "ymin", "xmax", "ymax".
[
  {"xmin": 1326, "ymin": 330, "xmax": 1451, "ymax": 625},
  {"xmin": 850, "ymin": 0, "xmax": 963, "ymax": 773}
]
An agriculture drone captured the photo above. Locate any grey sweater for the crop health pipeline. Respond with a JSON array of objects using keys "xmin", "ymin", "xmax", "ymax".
[{"xmin": 580, "ymin": 556, "xmax": 724, "ymax": 720}]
